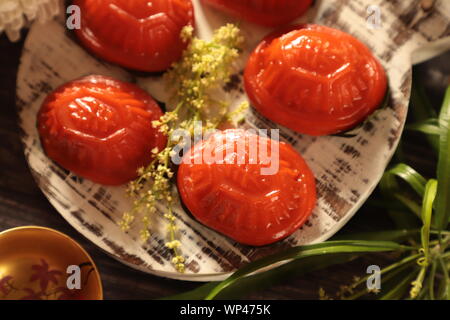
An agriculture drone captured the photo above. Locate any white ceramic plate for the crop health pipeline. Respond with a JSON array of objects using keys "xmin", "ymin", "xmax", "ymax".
[{"xmin": 16, "ymin": 0, "xmax": 450, "ymax": 281}]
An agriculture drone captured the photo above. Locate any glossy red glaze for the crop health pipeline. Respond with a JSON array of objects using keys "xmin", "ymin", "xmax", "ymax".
[
  {"xmin": 177, "ymin": 129, "xmax": 316, "ymax": 246},
  {"xmin": 37, "ymin": 75, "xmax": 167, "ymax": 185},
  {"xmin": 202, "ymin": 0, "xmax": 312, "ymax": 27},
  {"xmin": 74, "ymin": 0, "xmax": 195, "ymax": 72},
  {"xmin": 244, "ymin": 24, "xmax": 388, "ymax": 136}
]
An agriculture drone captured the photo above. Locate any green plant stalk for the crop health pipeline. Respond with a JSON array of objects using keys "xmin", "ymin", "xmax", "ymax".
[
  {"xmin": 349, "ymin": 253, "xmax": 421, "ymax": 289},
  {"xmin": 429, "ymin": 260, "xmax": 437, "ymax": 299},
  {"xmin": 437, "ymin": 256, "xmax": 450, "ymax": 299},
  {"xmin": 333, "ymin": 229, "xmax": 420, "ymax": 242},
  {"xmin": 421, "ymin": 179, "xmax": 437, "ymax": 262},
  {"xmin": 435, "ymin": 85, "xmax": 450, "ymax": 231},
  {"xmin": 379, "ymin": 163, "xmax": 427, "ymax": 227},
  {"xmin": 411, "ymin": 266, "xmax": 428, "ymax": 298},
  {"xmin": 380, "ymin": 163, "xmax": 427, "ymax": 198}
]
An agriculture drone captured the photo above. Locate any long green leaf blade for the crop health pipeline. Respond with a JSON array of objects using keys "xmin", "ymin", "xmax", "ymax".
[
  {"xmin": 167, "ymin": 253, "xmax": 357, "ymax": 300},
  {"xmin": 204, "ymin": 240, "xmax": 411, "ymax": 300},
  {"xmin": 421, "ymin": 179, "xmax": 437, "ymax": 260},
  {"xmin": 333, "ymin": 229, "xmax": 420, "ymax": 242},
  {"xmin": 435, "ymin": 85, "xmax": 450, "ymax": 231},
  {"xmin": 407, "ymin": 118, "xmax": 440, "ymax": 136},
  {"xmin": 380, "ymin": 163, "xmax": 427, "ymax": 198}
]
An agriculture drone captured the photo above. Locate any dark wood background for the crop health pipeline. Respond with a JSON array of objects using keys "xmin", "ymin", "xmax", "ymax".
[{"xmin": 1, "ymin": 30, "xmax": 448, "ymax": 300}]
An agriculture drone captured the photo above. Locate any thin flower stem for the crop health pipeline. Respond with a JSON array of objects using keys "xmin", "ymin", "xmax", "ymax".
[
  {"xmin": 348, "ymin": 253, "xmax": 421, "ymax": 291},
  {"xmin": 410, "ymin": 265, "xmax": 428, "ymax": 298},
  {"xmin": 437, "ymin": 256, "xmax": 450, "ymax": 299},
  {"xmin": 343, "ymin": 253, "xmax": 420, "ymax": 300},
  {"xmin": 431, "ymin": 230, "xmax": 450, "ymax": 236},
  {"xmin": 429, "ymin": 260, "xmax": 437, "ymax": 300}
]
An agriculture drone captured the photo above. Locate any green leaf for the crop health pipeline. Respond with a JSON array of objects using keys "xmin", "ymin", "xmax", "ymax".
[
  {"xmin": 421, "ymin": 179, "xmax": 437, "ymax": 259},
  {"xmin": 344, "ymin": 253, "xmax": 420, "ymax": 300},
  {"xmin": 415, "ymin": 276, "xmax": 430, "ymax": 300},
  {"xmin": 204, "ymin": 240, "xmax": 411, "ymax": 300},
  {"xmin": 379, "ymin": 164, "xmax": 427, "ymax": 225},
  {"xmin": 379, "ymin": 269, "xmax": 419, "ymax": 300},
  {"xmin": 216, "ymin": 254, "xmax": 354, "ymax": 300},
  {"xmin": 164, "ymin": 254, "xmax": 358, "ymax": 300},
  {"xmin": 429, "ymin": 261, "xmax": 437, "ymax": 300},
  {"xmin": 407, "ymin": 118, "xmax": 440, "ymax": 136},
  {"xmin": 435, "ymin": 85, "xmax": 450, "ymax": 231},
  {"xmin": 333, "ymin": 229, "xmax": 420, "ymax": 242},
  {"xmin": 392, "ymin": 194, "xmax": 422, "ymax": 219},
  {"xmin": 380, "ymin": 163, "xmax": 427, "ymax": 198}
]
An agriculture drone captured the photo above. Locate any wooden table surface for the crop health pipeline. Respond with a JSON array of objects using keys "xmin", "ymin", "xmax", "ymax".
[{"xmin": 0, "ymin": 30, "xmax": 447, "ymax": 300}]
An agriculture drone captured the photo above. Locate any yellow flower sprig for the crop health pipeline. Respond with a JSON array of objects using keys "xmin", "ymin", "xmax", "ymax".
[{"xmin": 120, "ymin": 24, "xmax": 248, "ymax": 273}]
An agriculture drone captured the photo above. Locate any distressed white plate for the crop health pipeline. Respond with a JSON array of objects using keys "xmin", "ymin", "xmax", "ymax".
[{"xmin": 17, "ymin": 0, "xmax": 450, "ymax": 281}]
